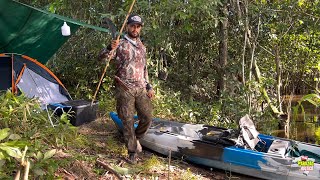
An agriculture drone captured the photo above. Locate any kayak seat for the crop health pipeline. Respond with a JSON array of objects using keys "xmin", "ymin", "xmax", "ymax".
[
  {"xmin": 238, "ymin": 115, "xmax": 266, "ymax": 151},
  {"xmin": 201, "ymin": 128, "xmax": 237, "ymax": 146},
  {"xmin": 267, "ymin": 140, "xmax": 290, "ymax": 157}
]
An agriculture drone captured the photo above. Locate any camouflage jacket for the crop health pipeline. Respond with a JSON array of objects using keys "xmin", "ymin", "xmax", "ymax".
[{"xmin": 99, "ymin": 35, "xmax": 150, "ymax": 89}]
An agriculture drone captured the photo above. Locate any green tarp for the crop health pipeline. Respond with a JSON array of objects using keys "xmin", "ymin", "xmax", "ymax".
[{"xmin": 0, "ymin": 0, "xmax": 110, "ymax": 64}]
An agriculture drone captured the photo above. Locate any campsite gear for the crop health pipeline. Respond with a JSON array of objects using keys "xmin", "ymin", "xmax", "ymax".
[
  {"xmin": 49, "ymin": 100, "xmax": 99, "ymax": 126},
  {"xmin": 0, "ymin": 0, "xmax": 110, "ymax": 64},
  {"xmin": 110, "ymin": 112, "xmax": 320, "ymax": 180},
  {"xmin": 0, "ymin": 53, "xmax": 71, "ymax": 107},
  {"xmin": 61, "ymin": 22, "xmax": 71, "ymax": 36},
  {"xmin": 0, "ymin": 53, "xmax": 98, "ymax": 126},
  {"xmin": 92, "ymin": 0, "xmax": 137, "ymax": 105}
]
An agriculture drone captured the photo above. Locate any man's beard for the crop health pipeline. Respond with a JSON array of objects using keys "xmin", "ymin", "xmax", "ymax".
[{"xmin": 128, "ymin": 31, "xmax": 139, "ymax": 38}]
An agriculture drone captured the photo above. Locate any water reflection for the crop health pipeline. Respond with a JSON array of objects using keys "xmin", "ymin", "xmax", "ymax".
[{"xmin": 256, "ymin": 103, "xmax": 320, "ymax": 145}]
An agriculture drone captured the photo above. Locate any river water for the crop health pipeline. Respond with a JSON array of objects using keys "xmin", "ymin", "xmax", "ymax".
[{"xmin": 257, "ymin": 100, "xmax": 320, "ymax": 144}]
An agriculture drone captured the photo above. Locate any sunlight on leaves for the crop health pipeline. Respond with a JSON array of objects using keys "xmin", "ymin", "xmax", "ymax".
[
  {"xmin": 315, "ymin": 127, "xmax": 320, "ymax": 141},
  {"xmin": 0, "ymin": 128, "xmax": 10, "ymax": 141},
  {"xmin": 43, "ymin": 149, "xmax": 57, "ymax": 160},
  {"xmin": 298, "ymin": 0, "xmax": 305, "ymax": 7},
  {"xmin": 0, "ymin": 146, "xmax": 22, "ymax": 159}
]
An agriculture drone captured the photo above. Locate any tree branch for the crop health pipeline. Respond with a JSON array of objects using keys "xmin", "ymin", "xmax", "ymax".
[{"xmin": 96, "ymin": 159, "xmax": 122, "ymax": 180}]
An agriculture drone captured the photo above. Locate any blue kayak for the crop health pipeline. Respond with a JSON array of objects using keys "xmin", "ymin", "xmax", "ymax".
[{"xmin": 110, "ymin": 112, "xmax": 320, "ymax": 180}]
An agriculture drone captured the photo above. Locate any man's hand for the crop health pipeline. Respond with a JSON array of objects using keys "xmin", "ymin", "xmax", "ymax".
[
  {"xmin": 147, "ymin": 89, "xmax": 155, "ymax": 99},
  {"xmin": 111, "ymin": 40, "xmax": 120, "ymax": 51}
]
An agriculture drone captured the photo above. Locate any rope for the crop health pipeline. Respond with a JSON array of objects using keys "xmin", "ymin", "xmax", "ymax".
[{"xmin": 91, "ymin": 0, "xmax": 137, "ymax": 105}]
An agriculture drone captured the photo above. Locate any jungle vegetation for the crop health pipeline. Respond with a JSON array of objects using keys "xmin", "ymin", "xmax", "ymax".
[
  {"xmin": 1, "ymin": 0, "xmax": 320, "ymax": 179},
  {"xmin": 20, "ymin": 0, "xmax": 320, "ymax": 124}
]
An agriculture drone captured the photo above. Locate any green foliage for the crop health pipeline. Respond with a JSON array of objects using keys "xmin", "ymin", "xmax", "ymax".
[
  {"xmin": 153, "ymin": 88, "xmax": 221, "ymax": 124},
  {"xmin": 0, "ymin": 91, "xmax": 47, "ymax": 134},
  {"xmin": 316, "ymin": 127, "xmax": 320, "ymax": 143},
  {"xmin": 293, "ymin": 93, "xmax": 320, "ymax": 121},
  {"xmin": 31, "ymin": 149, "xmax": 58, "ymax": 178},
  {"xmin": 255, "ymin": 113, "xmax": 279, "ymax": 136},
  {"xmin": 105, "ymin": 136, "xmax": 127, "ymax": 156},
  {"xmin": 44, "ymin": 119, "xmax": 85, "ymax": 149},
  {"xmin": 181, "ymin": 168, "xmax": 198, "ymax": 180},
  {"xmin": 0, "ymin": 128, "xmax": 26, "ymax": 161},
  {"xmin": 4, "ymin": 0, "xmax": 320, "ymax": 178},
  {"xmin": 0, "ymin": 127, "xmax": 59, "ymax": 179},
  {"xmin": 113, "ymin": 165, "xmax": 130, "ymax": 176},
  {"xmin": 19, "ymin": 0, "xmax": 320, "ymax": 133},
  {"xmin": 0, "ymin": 91, "xmax": 88, "ymax": 178},
  {"xmin": 141, "ymin": 155, "xmax": 163, "ymax": 172}
]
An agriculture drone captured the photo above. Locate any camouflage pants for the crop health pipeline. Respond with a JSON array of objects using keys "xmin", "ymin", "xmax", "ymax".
[{"xmin": 115, "ymin": 85, "xmax": 153, "ymax": 154}]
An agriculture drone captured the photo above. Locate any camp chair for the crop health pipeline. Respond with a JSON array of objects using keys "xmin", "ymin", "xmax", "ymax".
[{"xmin": 45, "ymin": 103, "xmax": 73, "ymax": 127}]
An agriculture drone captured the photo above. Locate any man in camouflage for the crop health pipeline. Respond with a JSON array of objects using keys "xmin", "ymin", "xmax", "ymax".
[{"xmin": 99, "ymin": 14, "xmax": 154, "ymax": 164}]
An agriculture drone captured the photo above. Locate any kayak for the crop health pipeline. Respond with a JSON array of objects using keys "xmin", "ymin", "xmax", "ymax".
[{"xmin": 109, "ymin": 112, "xmax": 320, "ymax": 179}]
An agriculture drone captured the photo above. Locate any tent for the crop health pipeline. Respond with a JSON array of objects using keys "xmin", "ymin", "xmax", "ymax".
[
  {"xmin": 0, "ymin": 0, "xmax": 110, "ymax": 64},
  {"xmin": 0, "ymin": 53, "xmax": 71, "ymax": 107},
  {"xmin": 0, "ymin": 1, "xmax": 105, "ymax": 125}
]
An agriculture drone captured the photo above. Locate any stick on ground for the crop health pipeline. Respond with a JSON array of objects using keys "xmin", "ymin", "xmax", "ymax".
[{"xmin": 97, "ymin": 159, "xmax": 122, "ymax": 180}]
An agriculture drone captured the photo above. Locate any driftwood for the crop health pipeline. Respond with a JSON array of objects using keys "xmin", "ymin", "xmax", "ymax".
[{"xmin": 96, "ymin": 159, "xmax": 122, "ymax": 180}]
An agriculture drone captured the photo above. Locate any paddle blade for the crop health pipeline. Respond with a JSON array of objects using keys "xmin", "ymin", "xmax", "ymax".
[{"xmin": 101, "ymin": 17, "xmax": 117, "ymax": 39}]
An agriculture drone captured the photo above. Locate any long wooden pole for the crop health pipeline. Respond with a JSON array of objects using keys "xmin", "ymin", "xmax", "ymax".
[{"xmin": 91, "ymin": 0, "xmax": 136, "ymax": 105}]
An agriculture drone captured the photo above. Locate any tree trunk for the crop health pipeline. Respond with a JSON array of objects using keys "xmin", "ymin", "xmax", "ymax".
[
  {"xmin": 216, "ymin": 2, "xmax": 228, "ymax": 97},
  {"xmin": 275, "ymin": 44, "xmax": 282, "ymax": 112}
]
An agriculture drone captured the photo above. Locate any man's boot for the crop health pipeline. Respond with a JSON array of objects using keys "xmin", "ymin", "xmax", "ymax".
[{"xmin": 128, "ymin": 152, "xmax": 137, "ymax": 164}]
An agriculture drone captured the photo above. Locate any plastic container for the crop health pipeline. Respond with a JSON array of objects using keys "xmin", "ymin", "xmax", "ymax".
[
  {"xmin": 61, "ymin": 22, "xmax": 71, "ymax": 36},
  {"xmin": 49, "ymin": 100, "xmax": 98, "ymax": 126}
]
